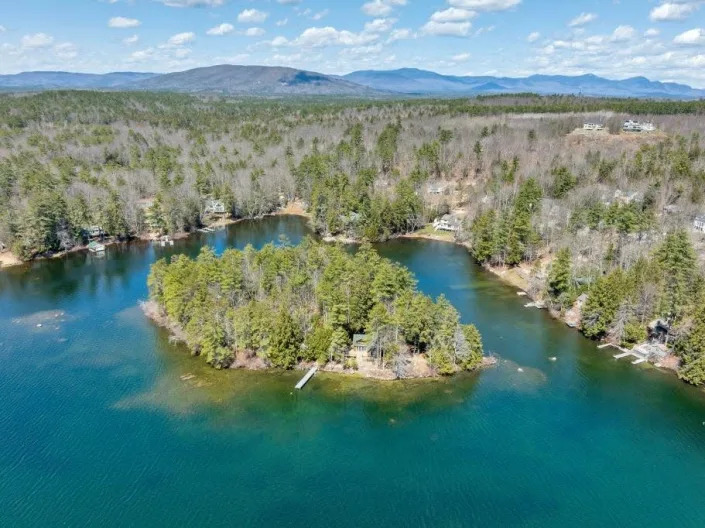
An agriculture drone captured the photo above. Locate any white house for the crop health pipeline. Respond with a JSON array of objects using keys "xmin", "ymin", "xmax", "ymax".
[
  {"xmin": 427, "ymin": 183, "xmax": 446, "ymax": 195},
  {"xmin": 583, "ymin": 123, "xmax": 605, "ymax": 131},
  {"xmin": 433, "ymin": 214, "xmax": 460, "ymax": 232},
  {"xmin": 623, "ymin": 120, "xmax": 656, "ymax": 133},
  {"xmin": 694, "ymin": 214, "xmax": 705, "ymax": 233},
  {"xmin": 86, "ymin": 225, "xmax": 104, "ymax": 238},
  {"xmin": 204, "ymin": 199, "xmax": 226, "ymax": 215}
]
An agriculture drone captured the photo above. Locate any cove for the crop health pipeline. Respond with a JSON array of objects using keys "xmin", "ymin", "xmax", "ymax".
[{"xmin": 1, "ymin": 215, "xmax": 705, "ymax": 527}]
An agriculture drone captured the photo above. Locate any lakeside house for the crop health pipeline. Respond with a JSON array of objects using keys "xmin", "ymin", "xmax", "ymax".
[
  {"xmin": 433, "ymin": 214, "xmax": 460, "ymax": 232},
  {"xmin": 85, "ymin": 225, "xmax": 104, "ymax": 238},
  {"xmin": 204, "ymin": 198, "xmax": 226, "ymax": 215},
  {"xmin": 582, "ymin": 122, "xmax": 605, "ymax": 131},
  {"xmin": 350, "ymin": 333, "xmax": 377, "ymax": 358},
  {"xmin": 648, "ymin": 319, "xmax": 671, "ymax": 345},
  {"xmin": 694, "ymin": 214, "xmax": 705, "ymax": 233},
  {"xmin": 623, "ymin": 120, "xmax": 656, "ymax": 133}
]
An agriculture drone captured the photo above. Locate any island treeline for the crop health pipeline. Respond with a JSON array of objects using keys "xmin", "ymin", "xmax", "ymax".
[{"xmin": 146, "ymin": 239, "xmax": 483, "ymax": 377}]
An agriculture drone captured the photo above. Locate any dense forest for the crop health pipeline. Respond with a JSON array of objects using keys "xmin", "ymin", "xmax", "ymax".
[
  {"xmin": 146, "ymin": 239, "xmax": 483, "ymax": 377},
  {"xmin": 1, "ymin": 90, "xmax": 704, "ymax": 384}
]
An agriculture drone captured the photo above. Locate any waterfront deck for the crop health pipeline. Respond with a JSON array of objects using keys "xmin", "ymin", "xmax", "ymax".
[{"xmin": 295, "ymin": 366, "xmax": 318, "ymax": 390}]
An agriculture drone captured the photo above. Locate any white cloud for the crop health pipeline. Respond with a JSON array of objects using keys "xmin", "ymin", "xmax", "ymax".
[
  {"xmin": 157, "ymin": 0, "xmax": 225, "ymax": 7},
  {"xmin": 165, "ymin": 32, "xmax": 196, "ymax": 46},
  {"xmin": 527, "ymin": 31, "xmax": 540, "ymax": 42},
  {"xmin": 21, "ymin": 33, "xmax": 54, "ymax": 48},
  {"xmin": 278, "ymin": 26, "xmax": 380, "ymax": 48},
  {"xmin": 362, "ymin": 0, "xmax": 407, "ymax": 17},
  {"xmin": 0, "ymin": 25, "xmax": 6, "ymax": 33},
  {"xmin": 430, "ymin": 8, "xmax": 476, "ymax": 22},
  {"xmin": 244, "ymin": 27, "xmax": 265, "ymax": 37},
  {"xmin": 645, "ymin": 28, "xmax": 660, "ymax": 38},
  {"xmin": 569, "ymin": 12, "xmax": 597, "ymax": 27},
  {"xmin": 123, "ymin": 34, "xmax": 139, "ymax": 45},
  {"xmin": 421, "ymin": 20, "xmax": 472, "ymax": 37},
  {"xmin": 364, "ymin": 18, "xmax": 397, "ymax": 33},
  {"xmin": 108, "ymin": 17, "xmax": 141, "ymax": 29},
  {"xmin": 276, "ymin": 18, "xmax": 289, "ymax": 27},
  {"xmin": 611, "ymin": 25, "xmax": 636, "ymax": 42},
  {"xmin": 448, "ymin": 0, "xmax": 520, "ymax": 12},
  {"xmin": 237, "ymin": 9, "xmax": 268, "ymax": 24},
  {"xmin": 54, "ymin": 42, "xmax": 78, "ymax": 59},
  {"xmin": 277, "ymin": 0, "xmax": 301, "ymax": 4},
  {"xmin": 206, "ymin": 23, "xmax": 234, "ymax": 36},
  {"xmin": 674, "ymin": 28, "xmax": 705, "ymax": 45},
  {"xmin": 387, "ymin": 28, "xmax": 414, "ymax": 42},
  {"xmin": 452, "ymin": 52, "xmax": 471, "ymax": 61},
  {"xmin": 650, "ymin": 2, "xmax": 699, "ymax": 22}
]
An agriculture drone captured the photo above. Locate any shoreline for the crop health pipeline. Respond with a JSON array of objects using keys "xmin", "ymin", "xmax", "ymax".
[
  {"xmin": 141, "ymin": 299, "xmax": 496, "ymax": 381},
  {"xmin": 397, "ymin": 229, "xmax": 683, "ymax": 378},
  {"xmin": 0, "ymin": 201, "xmax": 312, "ymax": 271}
]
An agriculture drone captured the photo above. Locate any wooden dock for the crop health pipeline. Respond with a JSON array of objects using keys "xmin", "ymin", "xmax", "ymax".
[{"xmin": 295, "ymin": 366, "xmax": 318, "ymax": 390}]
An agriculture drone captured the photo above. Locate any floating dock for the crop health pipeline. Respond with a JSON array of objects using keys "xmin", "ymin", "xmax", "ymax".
[
  {"xmin": 198, "ymin": 227, "xmax": 215, "ymax": 233},
  {"xmin": 295, "ymin": 366, "xmax": 318, "ymax": 390}
]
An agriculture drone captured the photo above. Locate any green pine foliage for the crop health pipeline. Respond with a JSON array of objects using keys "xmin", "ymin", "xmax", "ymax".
[{"xmin": 147, "ymin": 239, "xmax": 483, "ymax": 374}]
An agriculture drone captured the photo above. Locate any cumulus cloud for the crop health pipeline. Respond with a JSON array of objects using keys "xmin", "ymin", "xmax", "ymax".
[
  {"xmin": 645, "ymin": 28, "xmax": 661, "ymax": 38},
  {"xmin": 244, "ymin": 27, "xmax": 265, "ymax": 37},
  {"xmin": 448, "ymin": 0, "xmax": 520, "ymax": 11},
  {"xmin": 674, "ymin": 28, "xmax": 705, "ymax": 45},
  {"xmin": 364, "ymin": 18, "xmax": 397, "ymax": 33},
  {"xmin": 387, "ymin": 28, "xmax": 414, "ymax": 42},
  {"xmin": 611, "ymin": 25, "xmax": 636, "ymax": 42},
  {"xmin": 421, "ymin": 20, "xmax": 472, "ymax": 37},
  {"xmin": 527, "ymin": 31, "xmax": 540, "ymax": 42},
  {"xmin": 650, "ymin": 2, "xmax": 700, "ymax": 22},
  {"xmin": 272, "ymin": 25, "xmax": 381, "ymax": 48},
  {"xmin": 568, "ymin": 12, "xmax": 598, "ymax": 27},
  {"xmin": 21, "ymin": 33, "xmax": 54, "ymax": 48},
  {"xmin": 54, "ymin": 42, "xmax": 78, "ymax": 59},
  {"xmin": 123, "ymin": 34, "xmax": 139, "ymax": 45},
  {"xmin": 237, "ymin": 9, "xmax": 268, "ymax": 24},
  {"xmin": 165, "ymin": 32, "xmax": 196, "ymax": 47},
  {"xmin": 361, "ymin": 0, "xmax": 407, "ymax": 17},
  {"xmin": 430, "ymin": 8, "xmax": 476, "ymax": 22},
  {"xmin": 206, "ymin": 23, "xmax": 234, "ymax": 36},
  {"xmin": 108, "ymin": 17, "xmax": 141, "ymax": 29}
]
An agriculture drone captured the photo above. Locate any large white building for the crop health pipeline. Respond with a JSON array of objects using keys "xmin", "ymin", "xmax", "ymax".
[{"xmin": 623, "ymin": 120, "xmax": 656, "ymax": 132}]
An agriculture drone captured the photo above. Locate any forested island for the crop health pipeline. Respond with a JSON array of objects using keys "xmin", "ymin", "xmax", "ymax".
[
  {"xmin": 1, "ymin": 91, "xmax": 705, "ymax": 386},
  {"xmin": 145, "ymin": 239, "xmax": 484, "ymax": 378}
]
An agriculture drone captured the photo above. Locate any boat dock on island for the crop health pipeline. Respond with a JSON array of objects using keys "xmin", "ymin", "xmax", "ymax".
[
  {"xmin": 295, "ymin": 366, "xmax": 318, "ymax": 390},
  {"xmin": 599, "ymin": 343, "xmax": 649, "ymax": 364}
]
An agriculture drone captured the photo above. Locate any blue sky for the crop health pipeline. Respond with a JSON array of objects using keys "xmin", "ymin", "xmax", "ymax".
[{"xmin": 1, "ymin": 0, "xmax": 705, "ymax": 86}]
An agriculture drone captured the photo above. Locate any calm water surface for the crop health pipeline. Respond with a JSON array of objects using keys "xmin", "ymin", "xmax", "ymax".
[{"xmin": 1, "ymin": 216, "xmax": 704, "ymax": 527}]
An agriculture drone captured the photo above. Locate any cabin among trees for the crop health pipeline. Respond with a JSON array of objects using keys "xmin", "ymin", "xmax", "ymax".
[{"xmin": 694, "ymin": 215, "xmax": 705, "ymax": 233}]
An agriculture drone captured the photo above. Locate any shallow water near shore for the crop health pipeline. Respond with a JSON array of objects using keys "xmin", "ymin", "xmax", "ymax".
[{"xmin": 1, "ymin": 215, "xmax": 705, "ymax": 527}]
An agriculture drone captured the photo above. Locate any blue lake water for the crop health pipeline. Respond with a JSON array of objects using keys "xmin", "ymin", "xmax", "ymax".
[{"xmin": 1, "ymin": 215, "xmax": 704, "ymax": 527}]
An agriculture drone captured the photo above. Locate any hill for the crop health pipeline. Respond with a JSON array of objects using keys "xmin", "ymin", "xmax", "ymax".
[
  {"xmin": 0, "ymin": 71, "xmax": 157, "ymax": 90},
  {"xmin": 343, "ymin": 69, "xmax": 705, "ymax": 99},
  {"xmin": 130, "ymin": 65, "xmax": 382, "ymax": 96}
]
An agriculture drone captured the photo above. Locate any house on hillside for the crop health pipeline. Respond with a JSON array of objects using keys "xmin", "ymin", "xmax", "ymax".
[
  {"xmin": 427, "ymin": 183, "xmax": 447, "ymax": 195},
  {"xmin": 623, "ymin": 120, "xmax": 656, "ymax": 133},
  {"xmin": 433, "ymin": 214, "xmax": 460, "ymax": 232},
  {"xmin": 648, "ymin": 319, "xmax": 671, "ymax": 345},
  {"xmin": 694, "ymin": 214, "xmax": 705, "ymax": 233},
  {"xmin": 583, "ymin": 123, "xmax": 605, "ymax": 131},
  {"xmin": 204, "ymin": 198, "xmax": 226, "ymax": 215}
]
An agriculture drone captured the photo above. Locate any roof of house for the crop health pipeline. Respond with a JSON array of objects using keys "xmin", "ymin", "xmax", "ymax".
[{"xmin": 695, "ymin": 214, "xmax": 705, "ymax": 222}]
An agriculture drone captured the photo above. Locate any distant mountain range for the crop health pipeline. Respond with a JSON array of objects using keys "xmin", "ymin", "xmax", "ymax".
[{"xmin": 1, "ymin": 65, "xmax": 704, "ymax": 99}]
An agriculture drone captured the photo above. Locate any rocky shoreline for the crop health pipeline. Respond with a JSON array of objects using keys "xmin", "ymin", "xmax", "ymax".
[{"xmin": 141, "ymin": 299, "xmax": 497, "ymax": 380}]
